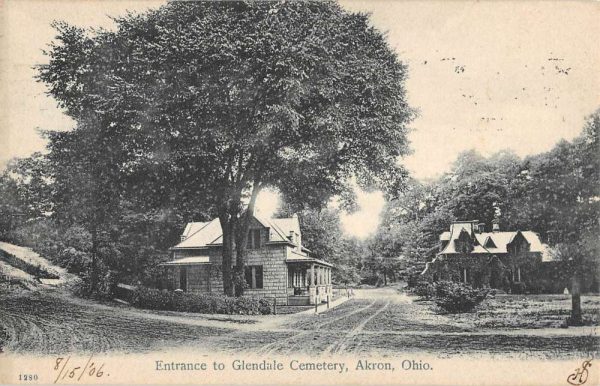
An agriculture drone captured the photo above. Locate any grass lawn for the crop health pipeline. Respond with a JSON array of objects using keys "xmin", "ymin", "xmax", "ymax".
[{"xmin": 443, "ymin": 294, "xmax": 600, "ymax": 329}]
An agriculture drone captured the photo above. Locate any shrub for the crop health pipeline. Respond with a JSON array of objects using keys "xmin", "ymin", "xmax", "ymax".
[
  {"xmin": 510, "ymin": 282, "xmax": 527, "ymax": 294},
  {"xmin": 130, "ymin": 287, "xmax": 271, "ymax": 315},
  {"xmin": 412, "ymin": 281, "xmax": 435, "ymax": 300},
  {"xmin": 258, "ymin": 298, "xmax": 272, "ymax": 315},
  {"xmin": 432, "ymin": 281, "xmax": 489, "ymax": 313},
  {"xmin": 72, "ymin": 265, "xmax": 118, "ymax": 300}
]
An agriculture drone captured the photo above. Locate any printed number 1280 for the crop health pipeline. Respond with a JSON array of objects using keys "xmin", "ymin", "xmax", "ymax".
[{"xmin": 19, "ymin": 374, "xmax": 39, "ymax": 381}]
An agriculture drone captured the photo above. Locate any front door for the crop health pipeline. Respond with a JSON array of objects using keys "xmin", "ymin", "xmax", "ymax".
[{"xmin": 179, "ymin": 267, "xmax": 187, "ymax": 291}]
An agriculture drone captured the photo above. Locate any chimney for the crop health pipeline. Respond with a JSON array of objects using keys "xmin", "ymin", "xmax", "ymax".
[
  {"xmin": 477, "ymin": 223, "xmax": 486, "ymax": 233},
  {"xmin": 492, "ymin": 220, "xmax": 500, "ymax": 232}
]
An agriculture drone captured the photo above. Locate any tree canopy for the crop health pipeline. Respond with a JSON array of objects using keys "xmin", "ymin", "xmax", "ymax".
[
  {"xmin": 369, "ymin": 110, "xmax": 599, "ymax": 294},
  {"xmin": 36, "ymin": 0, "xmax": 414, "ymax": 295}
]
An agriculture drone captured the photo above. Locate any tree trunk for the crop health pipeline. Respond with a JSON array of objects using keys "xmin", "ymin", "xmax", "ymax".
[
  {"xmin": 89, "ymin": 222, "xmax": 99, "ymax": 294},
  {"xmin": 219, "ymin": 214, "xmax": 235, "ymax": 297},
  {"xmin": 234, "ymin": 182, "xmax": 261, "ymax": 296},
  {"xmin": 570, "ymin": 271, "xmax": 583, "ymax": 326}
]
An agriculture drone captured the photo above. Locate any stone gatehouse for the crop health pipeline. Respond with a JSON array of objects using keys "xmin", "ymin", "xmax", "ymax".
[{"xmin": 421, "ymin": 220, "xmax": 554, "ymax": 292}]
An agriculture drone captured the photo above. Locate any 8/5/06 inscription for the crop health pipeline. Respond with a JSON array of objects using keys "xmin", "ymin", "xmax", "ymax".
[{"xmin": 53, "ymin": 356, "xmax": 108, "ymax": 383}]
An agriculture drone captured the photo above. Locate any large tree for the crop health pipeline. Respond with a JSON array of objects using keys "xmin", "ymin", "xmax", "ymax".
[{"xmin": 38, "ymin": 1, "xmax": 414, "ymax": 296}]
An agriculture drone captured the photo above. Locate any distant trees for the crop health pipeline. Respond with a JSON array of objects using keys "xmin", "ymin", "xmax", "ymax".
[
  {"xmin": 370, "ymin": 109, "xmax": 599, "ymax": 303},
  {"xmin": 275, "ymin": 203, "xmax": 361, "ymax": 285},
  {"xmin": 512, "ymin": 110, "xmax": 599, "ymax": 324}
]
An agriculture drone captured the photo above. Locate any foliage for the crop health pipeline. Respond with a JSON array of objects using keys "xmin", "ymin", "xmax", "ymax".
[
  {"xmin": 72, "ymin": 263, "xmax": 118, "ymax": 300},
  {"xmin": 411, "ymin": 281, "xmax": 435, "ymax": 300},
  {"xmin": 36, "ymin": 1, "xmax": 414, "ymax": 296},
  {"xmin": 370, "ymin": 110, "xmax": 599, "ymax": 298},
  {"xmin": 431, "ymin": 281, "xmax": 489, "ymax": 314},
  {"xmin": 275, "ymin": 202, "xmax": 362, "ymax": 285},
  {"xmin": 130, "ymin": 287, "xmax": 272, "ymax": 315}
]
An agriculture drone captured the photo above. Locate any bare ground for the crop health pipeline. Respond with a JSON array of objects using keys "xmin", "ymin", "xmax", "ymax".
[{"xmin": 0, "ymin": 285, "xmax": 598, "ymax": 358}]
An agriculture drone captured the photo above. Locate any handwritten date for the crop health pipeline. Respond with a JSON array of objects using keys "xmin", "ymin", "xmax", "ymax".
[{"xmin": 53, "ymin": 356, "xmax": 108, "ymax": 384}]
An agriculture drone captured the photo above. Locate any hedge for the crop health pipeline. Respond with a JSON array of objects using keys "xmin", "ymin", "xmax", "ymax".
[{"xmin": 129, "ymin": 287, "xmax": 272, "ymax": 315}]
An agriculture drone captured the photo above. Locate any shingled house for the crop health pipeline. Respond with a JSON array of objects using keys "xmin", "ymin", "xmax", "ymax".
[
  {"xmin": 160, "ymin": 214, "xmax": 333, "ymax": 305},
  {"xmin": 421, "ymin": 220, "xmax": 553, "ymax": 292}
]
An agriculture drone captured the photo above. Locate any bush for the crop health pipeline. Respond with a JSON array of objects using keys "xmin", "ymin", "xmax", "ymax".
[
  {"xmin": 130, "ymin": 287, "xmax": 272, "ymax": 315},
  {"xmin": 432, "ymin": 281, "xmax": 489, "ymax": 313},
  {"xmin": 411, "ymin": 281, "xmax": 435, "ymax": 300},
  {"xmin": 510, "ymin": 282, "xmax": 527, "ymax": 294},
  {"xmin": 72, "ymin": 264, "xmax": 118, "ymax": 300}
]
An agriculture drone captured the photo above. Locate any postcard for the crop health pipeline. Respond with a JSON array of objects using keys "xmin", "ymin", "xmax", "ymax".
[{"xmin": 0, "ymin": 1, "xmax": 598, "ymax": 385}]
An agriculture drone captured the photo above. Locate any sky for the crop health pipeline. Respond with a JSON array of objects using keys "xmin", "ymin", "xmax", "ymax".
[{"xmin": 1, "ymin": 0, "xmax": 599, "ymax": 238}]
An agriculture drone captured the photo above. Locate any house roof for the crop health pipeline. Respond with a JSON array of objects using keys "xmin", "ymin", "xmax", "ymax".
[
  {"xmin": 440, "ymin": 221, "xmax": 476, "ymax": 241},
  {"xmin": 286, "ymin": 250, "xmax": 333, "ymax": 267},
  {"xmin": 439, "ymin": 221, "xmax": 546, "ymax": 255},
  {"xmin": 161, "ymin": 256, "xmax": 211, "ymax": 265},
  {"xmin": 172, "ymin": 215, "xmax": 301, "ymax": 250},
  {"xmin": 181, "ymin": 222, "xmax": 210, "ymax": 239},
  {"xmin": 174, "ymin": 219, "xmax": 224, "ymax": 249}
]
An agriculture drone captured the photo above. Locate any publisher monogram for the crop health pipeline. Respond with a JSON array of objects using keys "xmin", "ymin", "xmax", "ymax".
[{"xmin": 567, "ymin": 360, "xmax": 592, "ymax": 385}]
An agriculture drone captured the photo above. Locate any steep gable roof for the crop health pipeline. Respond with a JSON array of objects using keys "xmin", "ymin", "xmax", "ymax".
[
  {"xmin": 439, "ymin": 221, "xmax": 546, "ymax": 255},
  {"xmin": 174, "ymin": 218, "xmax": 223, "ymax": 249},
  {"xmin": 181, "ymin": 221, "xmax": 209, "ymax": 239}
]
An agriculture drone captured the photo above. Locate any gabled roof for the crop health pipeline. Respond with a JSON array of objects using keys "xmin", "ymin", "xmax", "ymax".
[
  {"xmin": 438, "ymin": 221, "xmax": 545, "ymax": 255},
  {"xmin": 181, "ymin": 222, "xmax": 210, "ymax": 239},
  {"xmin": 174, "ymin": 219, "xmax": 224, "ymax": 249},
  {"xmin": 172, "ymin": 215, "xmax": 301, "ymax": 250}
]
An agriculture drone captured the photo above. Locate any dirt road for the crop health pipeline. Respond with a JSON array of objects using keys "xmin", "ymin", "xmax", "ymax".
[{"xmin": 1, "ymin": 287, "xmax": 598, "ymax": 358}]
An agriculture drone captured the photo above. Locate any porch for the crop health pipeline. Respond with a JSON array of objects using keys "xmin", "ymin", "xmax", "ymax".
[{"xmin": 286, "ymin": 258, "xmax": 333, "ymax": 305}]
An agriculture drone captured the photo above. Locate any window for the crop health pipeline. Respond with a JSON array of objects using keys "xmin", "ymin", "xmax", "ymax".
[
  {"xmin": 179, "ymin": 267, "xmax": 188, "ymax": 292},
  {"xmin": 246, "ymin": 229, "xmax": 262, "ymax": 249},
  {"xmin": 459, "ymin": 267, "xmax": 470, "ymax": 284},
  {"xmin": 511, "ymin": 267, "xmax": 522, "ymax": 282},
  {"xmin": 244, "ymin": 265, "xmax": 263, "ymax": 289},
  {"xmin": 484, "ymin": 237, "xmax": 497, "ymax": 249}
]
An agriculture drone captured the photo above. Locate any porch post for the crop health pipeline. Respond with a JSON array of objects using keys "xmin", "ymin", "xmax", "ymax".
[
  {"xmin": 318, "ymin": 266, "xmax": 322, "ymax": 285},
  {"xmin": 310, "ymin": 264, "xmax": 314, "ymax": 286}
]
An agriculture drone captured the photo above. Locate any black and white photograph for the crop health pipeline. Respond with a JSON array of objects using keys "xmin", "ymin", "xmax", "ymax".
[{"xmin": 0, "ymin": 1, "xmax": 598, "ymax": 385}]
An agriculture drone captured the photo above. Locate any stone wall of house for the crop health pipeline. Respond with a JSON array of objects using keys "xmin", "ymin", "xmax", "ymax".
[
  {"xmin": 426, "ymin": 252, "xmax": 544, "ymax": 292},
  {"xmin": 168, "ymin": 242, "xmax": 291, "ymax": 304},
  {"xmin": 242, "ymin": 245, "xmax": 289, "ymax": 305}
]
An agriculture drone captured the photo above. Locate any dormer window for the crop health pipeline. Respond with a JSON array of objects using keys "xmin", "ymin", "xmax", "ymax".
[
  {"xmin": 247, "ymin": 229, "xmax": 262, "ymax": 249},
  {"xmin": 484, "ymin": 237, "xmax": 497, "ymax": 249}
]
